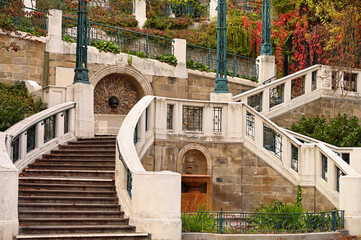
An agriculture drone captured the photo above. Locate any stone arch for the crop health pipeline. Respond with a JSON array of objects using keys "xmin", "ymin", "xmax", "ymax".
[
  {"xmin": 90, "ymin": 64, "xmax": 153, "ymax": 96},
  {"xmin": 177, "ymin": 143, "xmax": 212, "ymax": 175}
]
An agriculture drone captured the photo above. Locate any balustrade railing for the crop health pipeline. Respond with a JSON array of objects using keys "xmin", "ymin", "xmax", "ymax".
[
  {"xmin": 182, "ymin": 209, "xmax": 344, "ymax": 234},
  {"xmin": 4, "ymin": 102, "xmax": 76, "ymax": 169}
]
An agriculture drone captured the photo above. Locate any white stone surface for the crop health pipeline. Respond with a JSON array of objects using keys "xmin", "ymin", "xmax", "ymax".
[
  {"xmin": 46, "ymin": 9, "xmax": 63, "ymax": 53},
  {"xmin": 0, "ymin": 133, "xmax": 19, "ymax": 240},
  {"xmin": 210, "ymin": 92, "xmax": 233, "ymax": 102},
  {"xmin": 42, "ymin": 86, "xmax": 68, "ymax": 107},
  {"xmin": 94, "ymin": 114, "xmax": 126, "ymax": 135},
  {"xmin": 55, "ymin": 67, "xmax": 75, "ymax": 87},
  {"xmin": 209, "ymin": 0, "xmax": 217, "ymax": 20},
  {"xmin": 73, "ymin": 83, "xmax": 94, "ymax": 138},
  {"xmin": 135, "ymin": 0, "xmax": 147, "ymax": 28},
  {"xmin": 24, "ymin": 80, "xmax": 42, "ymax": 93},
  {"xmin": 257, "ymin": 55, "xmax": 276, "ymax": 84},
  {"xmin": 173, "ymin": 39, "xmax": 188, "ymax": 78}
]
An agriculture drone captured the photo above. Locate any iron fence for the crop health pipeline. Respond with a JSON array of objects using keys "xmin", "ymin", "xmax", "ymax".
[
  {"xmin": 0, "ymin": 0, "xmax": 48, "ymax": 35},
  {"xmin": 182, "ymin": 209, "xmax": 344, "ymax": 234},
  {"xmin": 62, "ymin": 16, "xmax": 174, "ymax": 59},
  {"xmin": 116, "ymin": 141, "xmax": 133, "ymax": 199},
  {"xmin": 186, "ymin": 44, "xmax": 258, "ymax": 80}
]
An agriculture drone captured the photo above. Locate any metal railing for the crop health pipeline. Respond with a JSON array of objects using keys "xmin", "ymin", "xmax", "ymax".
[
  {"xmin": 116, "ymin": 141, "xmax": 132, "ymax": 198},
  {"xmin": 62, "ymin": 16, "xmax": 174, "ymax": 59},
  {"xmin": 0, "ymin": 0, "xmax": 48, "ymax": 35},
  {"xmin": 186, "ymin": 43, "xmax": 258, "ymax": 80},
  {"xmin": 182, "ymin": 209, "xmax": 344, "ymax": 234},
  {"xmin": 28, "ymin": 0, "xmax": 134, "ymax": 17}
]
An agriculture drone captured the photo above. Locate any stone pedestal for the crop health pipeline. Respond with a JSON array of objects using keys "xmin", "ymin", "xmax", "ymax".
[
  {"xmin": 73, "ymin": 83, "xmax": 94, "ymax": 138},
  {"xmin": 210, "ymin": 92, "xmax": 233, "ymax": 102},
  {"xmin": 257, "ymin": 55, "xmax": 276, "ymax": 84},
  {"xmin": 46, "ymin": 9, "xmax": 63, "ymax": 54},
  {"xmin": 135, "ymin": 0, "xmax": 147, "ymax": 28},
  {"xmin": 173, "ymin": 39, "xmax": 188, "ymax": 79}
]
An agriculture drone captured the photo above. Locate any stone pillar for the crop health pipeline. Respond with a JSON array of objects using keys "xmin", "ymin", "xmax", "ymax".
[
  {"xmin": 46, "ymin": 9, "xmax": 63, "ymax": 53},
  {"xmin": 23, "ymin": 0, "xmax": 35, "ymax": 12},
  {"xmin": 340, "ymin": 175, "xmax": 361, "ymax": 235},
  {"xmin": 0, "ymin": 133, "xmax": 19, "ymax": 240},
  {"xmin": 73, "ymin": 83, "xmax": 94, "ymax": 138},
  {"xmin": 210, "ymin": 93, "xmax": 233, "ymax": 102},
  {"xmin": 173, "ymin": 39, "xmax": 188, "ymax": 78},
  {"xmin": 135, "ymin": 0, "xmax": 147, "ymax": 29},
  {"xmin": 257, "ymin": 55, "xmax": 276, "ymax": 84},
  {"xmin": 209, "ymin": 0, "xmax": 217, "ymax": 20}
]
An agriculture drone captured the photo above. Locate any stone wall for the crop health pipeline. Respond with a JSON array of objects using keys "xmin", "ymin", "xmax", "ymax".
[
  {"xmin": 152, "ymin": 73, "xmax": 254, "ymax": 101},
  {"xmin": 271, "ymin": 98, "xmax": 361, "ymax": 129},
  {"xmin": 0, "ymin": 34, "xmax": 46, "ymax": 86},
  {"xmin": 142, "ymin": 140, "xmax": 335, "ymax": 212}
]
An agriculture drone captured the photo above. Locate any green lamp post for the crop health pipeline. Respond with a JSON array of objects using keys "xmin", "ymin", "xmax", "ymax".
[
  {"xmin": 214, "ymin": 0, "xmax": 229, "ymax": 93},
  {"xmin": 260, "ymin": 0, "xmax": 272, "ymax": 56},
  {"xmin": 73, "ymin": 0, "xmax": 90, "ymax": 84}
]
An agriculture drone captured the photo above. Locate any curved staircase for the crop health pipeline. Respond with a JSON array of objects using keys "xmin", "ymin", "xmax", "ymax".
[{"xmin": 17, "ymin": 137, "xmax": 150, "ymax": 240}]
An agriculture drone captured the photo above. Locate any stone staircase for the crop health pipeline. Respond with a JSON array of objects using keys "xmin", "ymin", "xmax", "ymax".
[{"xmin": 17, "ymin": 137, "xmax": 150, "ymax": 240}]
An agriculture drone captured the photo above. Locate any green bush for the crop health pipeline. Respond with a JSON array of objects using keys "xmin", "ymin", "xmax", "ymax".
[
  {"xmin": 62, "ymin": 34, "xmax": 76, "ymax": 43},
  {"xmin": 155, "ymin": 54, "xmax": 177, "ymax": 66},
  {"xmin": 145, "ymin": 17, "xmax": 193, "ymax": 30},
  {"xmin": 182, "ymin": 205, "xmax": 217, "ymax": 233},
  {"xmin": 0, "ymin": 81, "xmax": 47, "ymax": 131},
  {"xmin": 128, "ymin": 51, "xmax": 147, "ymax": 58},
  {"xmin": 90, "ymin": 40, "xmax": 121, "ymax": 54},
  {"xmin": 186, "ymin": 60, "xmax": 209, "ymax": 72},
  {"xmin": 290, "ymin": 114, "xmax": 361, "ymax": 147}
]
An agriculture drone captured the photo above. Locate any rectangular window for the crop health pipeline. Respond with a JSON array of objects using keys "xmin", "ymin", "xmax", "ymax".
[
  {"xmin": 269, "ymin": 84, "xmax": 284, "ymax": 108},
  {"xmin": 27, "ymin": 125, "xmax": 36, "ymax": 152},
  {"xmin": 311, "ymin": 70, "xmax": 317, "ymax": 91},
  {"xmin": 167, "ymin": 105, "xmax": 173, "ymax": 130},
  {"xmin": 344, "ymin": 72, "xmax": 357, "ymax": 92},
  {"xmin": 291, "ymin": 75, "xmax": 305, "ymax": 99},
  {"xmin": 64, "ymin": 110, "xmax": 69, "ymax": 134},
  {"xmin": 44, "ymin": 115, "xmax": 56, "ymax": 143},
  {"xmin": 248, "ymin": 92, "xmax": 262, "ymax": 112},
  {"xmin": 322, "ymin": 154, "xmax": 328, "ymax": 181},
  {"xmin": 182, "ymin": 106, "xmax": 203, "ymax": 131},
  {"xmin": 341, "ymin": 153, "xmax": 350, "ymax": 165},
  {"xmin": 246, "ymin": 112, "xmax": 255, "ymax": 140},
  {"xmin": 263, "ymin": 125, "xmax": 282, "ymax": 160},
  {"xmin": 213, "ymin": 107, "xmax": 222, "ymax": 132},
  {"xmin": 291, "ymin": 145, "xmax": 298, "ymax": 172}
]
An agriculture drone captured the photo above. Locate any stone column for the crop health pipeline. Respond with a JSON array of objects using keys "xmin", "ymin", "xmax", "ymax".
[
  {"xmin": 0, "ymin": 133, "xmax": 19, "ymax": 240},
  {"xmin": 135, "ymin": 0, "xmax": 147, "ymax": 29},
  {"xmin": 173, "ymin": 39, "xmax": 188, "ymax": 78},
  {"xmin": 257, "ymin": 55, "xmax": 276, "ymax": 84},
  {"xmin": 23, "ymin": 0, "xmax": 36, "ymax": 12},
  {"xmin": 46, "ymin": 9, "xmax": 63, "ymax": 54},
  {"xmin": 209, "ymin": 0, "xmax": 217, "ymax": 20},
  {"xmin": 73, "ymin": 83, "xmax": 94, "ymax": 138},
  {"xmin": 340, "ymin": 175, "xmax": 361, "ymax": 235}
]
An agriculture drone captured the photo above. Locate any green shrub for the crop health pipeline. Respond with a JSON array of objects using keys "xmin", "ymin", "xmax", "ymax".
[
  {"xmin": 62, "ymin": 34, "xmax": 76, "ymax": 43},
  {"xmin": 182, "ymin": 204, "xmax": 217, "ymax": 233},
  {"xmin": 0, "ymin": 81, "xmax": 47, "ymax": 131},
  {"xmin": 290, "ymin": 114, "xmax": 361, "ymax": 147},
  {"xmin": 145, "ymin": 17, "xmax": 193, "ymax": 30},
  {"xmin": 128, "ymin": 51, "xmax": 147, "ymax": 58},
  {"xmin": 186, "ymin": 60, "xmax": 209, "ymax": 71},
  {"xmin": 155, "ymin": 54, "xmax": 177, "ymax": 66},
  {"xmin": 90, "ymin": 40, "xmax": 121, "ymax": 54}
]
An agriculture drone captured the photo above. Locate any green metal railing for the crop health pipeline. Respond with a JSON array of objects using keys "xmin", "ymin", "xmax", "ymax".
[
  {"xmin": 29, "ymin": 0, "xmax": 134, "ymax": 17},
  {"xmin": 186, "ymin": 44, "xmax": 258, "ymax": 80},
  {"xmin": 62, "ymin": 16, "xmax": 174, "ymax": 59},
  {"xmin": 182, "ymin": 209, "xmax": 344, "ymax": 234},
  {"xmin": 116, "ymin": 141, "xmax": 133, "ymax": 199},
  {"xmin": 182, "ymin": 106, "xmax": 203, "ymax": 131},
  {"xmin": 0, "ymin": 0, "xmax": 48, "ymax": 35}
]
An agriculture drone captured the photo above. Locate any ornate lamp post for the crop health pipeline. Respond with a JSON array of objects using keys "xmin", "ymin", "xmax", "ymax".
[
  {"xmin": 260, "ymin": 0, "xmax": 272, "ymax": 56},
  {"xmin": 214, "ymin": 0, "xmax": 229, "ymax": 93},
  {"xmin": 73, "ymin": 0, "xmax": 89, "ymax": 84}
]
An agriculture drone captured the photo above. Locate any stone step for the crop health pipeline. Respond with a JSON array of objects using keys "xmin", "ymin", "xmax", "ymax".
[
  {"xmin": 78, "ymin": 137, "xmax": 116, "ymax": 141},
  {"xmin": 19, "ymin": 210, "xmax": 125, "ymax": 218},
  {"xmin": 19, "ymin": 225, "xmax": 136, "ymax": 234},
  {"xmin": 19, "ymin": 189, "xmax": 116, "ymax": 197},
  {"xmin": 19, "ymin": 218, "xmax": 129, "ymax": 226},
  {"xmin": 19, "ymin": 183, "xmax": 115, "ymax": 191},
  {"xmin": 59, "ymin": 145, "xmax": 116, "ymax": 150},
  {"xmin": 19, "ymin": 177, "xmax": 114, "ymax": 186},
  {"xmin": 34, "ymin": 159, "xmax": 115, "ymax": 165},
  {"xmin": 16, "ymin": 232, "xmax": 150, "ymax": 240},
  {"xmin": 19, "ymin": 203, "xmax": 120, "ymax": 211},
  {"xmin": 27, "ymin": 164, "xmax": 115, "ymax": 171},
  {"xmin": 19, "ymin": 196, "xmax": 117, "ymax": 204},
  {"xmin": 50, "ymin": 150, "xmax": 115, "ymax": 156},
  {"xmin": 42, "ymin": 154, "xmax": 115, "ymax": 160},
  {"xmin": 22, "ymin": 169, "xmax": 115, "ymax": 178}
]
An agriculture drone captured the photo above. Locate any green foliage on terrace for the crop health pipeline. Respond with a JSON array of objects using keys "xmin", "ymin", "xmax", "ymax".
[
  {"xmin": 0, "ymin": 81, "xmax": 47, "ymax": 131},
  {"xmin": 290, "ymin": 114, "xmax": 361, "ymax": 147},
  {"xmin": 90, "ymin": 40, "xmax": 121, "ymax": 54}
]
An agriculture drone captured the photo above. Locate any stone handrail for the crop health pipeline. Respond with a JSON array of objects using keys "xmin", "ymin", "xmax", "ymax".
[
  {"xmin": 116, "ymin": 95, "xmax": 181, "ymax": 240},
  {"xmin": 5, "ymin": 102, "xmax": 76, "ymax": 170}
]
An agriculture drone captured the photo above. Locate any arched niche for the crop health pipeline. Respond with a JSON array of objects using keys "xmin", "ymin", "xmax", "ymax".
[{"xmin": 177, "ymin": 144, "xmax": 212, "ymax": 175}]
